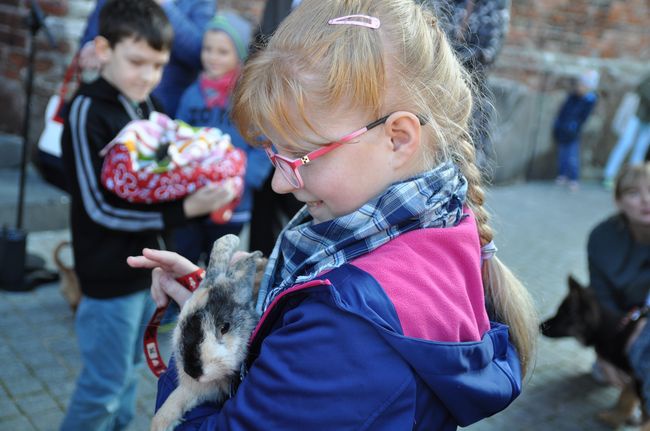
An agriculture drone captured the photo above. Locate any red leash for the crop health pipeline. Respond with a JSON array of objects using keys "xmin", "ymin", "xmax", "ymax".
[{"xmin": 144, "ymin": 268, "xmax": 206, "ymax": 377}]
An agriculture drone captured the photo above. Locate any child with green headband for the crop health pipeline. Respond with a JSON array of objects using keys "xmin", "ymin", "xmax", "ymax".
[{"xmin": 173, "ymin": 11, "xmax": 271, "ymax": 264}]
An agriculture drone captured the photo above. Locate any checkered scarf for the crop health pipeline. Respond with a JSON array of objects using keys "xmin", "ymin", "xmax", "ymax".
[{"xmin": 257, "ymin": 160, "xmax": 468, "ymax": 313}]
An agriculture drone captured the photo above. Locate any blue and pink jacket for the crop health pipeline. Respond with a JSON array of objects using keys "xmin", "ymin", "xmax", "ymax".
[{"xmin": 155, "ymin": 213, "xmax": 523, "ymax": 430}]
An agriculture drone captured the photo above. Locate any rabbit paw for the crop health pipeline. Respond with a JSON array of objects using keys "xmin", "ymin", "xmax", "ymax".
[{"xmin": 150, "ymin": 409, "xmax": 182, "ymax": 431}]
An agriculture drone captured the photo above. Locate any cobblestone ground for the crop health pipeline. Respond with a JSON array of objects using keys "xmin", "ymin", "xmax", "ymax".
[
  {"xmin": 0, "ymin": 180, "xmax": 636, "ymax": 431},
  {"xmin": 468, "ymin": 181, "xmax": 631, "ymax": 431}
]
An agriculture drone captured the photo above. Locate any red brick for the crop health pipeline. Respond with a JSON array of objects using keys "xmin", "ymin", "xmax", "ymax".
[
  {"xmin": 0, "ymin": 27, "xmax": 25, "ymax": 47},
  {"xmin": 34, "ymin": 56, "xmax": 52, "ymax": 72},
  {"xmin": 0, "ymin": 10, "xmax": 21, "ymax": 27},
  {"xmin": 39, "ymin": 0, "xmax": 68, "ymax": 17},
  {"xmin": 2, "ymin": 67, "xmax": 20, "ymax": 79},
  {"xmin": 8, "ymin": 50, "xmax": 26, "ymax": 67}
]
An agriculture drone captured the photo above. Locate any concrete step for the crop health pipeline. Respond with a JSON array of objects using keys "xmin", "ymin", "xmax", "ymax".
[
  {"xmin": 0, "ymin": 133, "xmax": 23, "ymax": 169},
  {"xmin": 0, "ymin": 165, "xmax": 69, "ymax": 232}
]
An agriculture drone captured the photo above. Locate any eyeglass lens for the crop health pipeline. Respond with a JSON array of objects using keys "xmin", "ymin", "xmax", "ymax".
[{"xmin": 275, "ymin": 158, "xmax": 301, "ymax": 188}]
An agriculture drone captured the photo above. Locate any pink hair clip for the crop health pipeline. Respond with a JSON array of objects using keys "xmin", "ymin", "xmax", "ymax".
[{"xmin": 328, "ymin": 14, "xmax": 380, "ymax": 29}]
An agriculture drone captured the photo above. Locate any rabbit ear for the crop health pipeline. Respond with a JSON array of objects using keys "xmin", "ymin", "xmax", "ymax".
[
  {"xmin": 227, "ymin": 251, "xmax": 263, "ymax": 304},
  {"xmin": 206, "ymin": 234, "xmax": 240, "ymax": 280}
]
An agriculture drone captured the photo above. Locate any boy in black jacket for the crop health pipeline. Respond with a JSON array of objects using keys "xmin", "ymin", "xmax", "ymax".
[{"xmin": 59, "ymin": 1, "xmax": 235, "ymax": 429}]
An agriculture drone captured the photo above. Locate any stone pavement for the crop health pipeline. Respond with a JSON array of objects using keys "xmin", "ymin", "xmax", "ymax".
[
  {"xmin": 0, "ymin": 180, "xmax": 637, "ymax": 431},
  {"xmin": 466, "ymin": 181, "xmax": 631, "ymax": 431},
  {"xmin": 0, "ymin": 166, "xmax": 69, "ymax": 232}
]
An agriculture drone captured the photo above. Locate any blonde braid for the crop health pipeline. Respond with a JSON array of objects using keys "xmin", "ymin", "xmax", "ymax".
[
  {"xmin": 425, "ymin": 2, "xmax": 538, "ymax": 376},
  {"xmin": 456, "ymin": 141, "xmax": 537, "ymax": 377},
  {"xmin": 453, "ymin": 138, "xmax": 492, "ymax": 244}
]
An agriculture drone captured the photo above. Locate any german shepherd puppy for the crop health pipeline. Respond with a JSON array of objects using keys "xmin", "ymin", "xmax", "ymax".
[{"xmin": 541, "ymin": 275, "xmax": 648, "ymax": 429}]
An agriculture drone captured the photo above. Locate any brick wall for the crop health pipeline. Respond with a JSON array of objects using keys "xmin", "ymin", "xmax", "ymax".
[
  {"xmin": 490, "ymin": 0, "xmax": 649, "ymax": 181},
  {"xmin": 0, "ymin": 0, "xmax": 92, "ymax": 138},
  {"xmin": 1, "ymin": 0, "xmax": 648, "ymax": 180},
  {"xmin": 215, "ymin": 0, "xmax": 650, "ymax": 181}
]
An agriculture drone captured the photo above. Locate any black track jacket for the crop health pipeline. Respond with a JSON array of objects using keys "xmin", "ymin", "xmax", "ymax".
[{"xmin": 61, "ymin": 77, "xmax": 189, "ymax": 299}]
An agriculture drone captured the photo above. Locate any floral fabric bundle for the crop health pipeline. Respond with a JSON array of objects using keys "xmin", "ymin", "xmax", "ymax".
[{"xmin": 100, "ymin": 112, "xmax": 245, "ymax": 211}]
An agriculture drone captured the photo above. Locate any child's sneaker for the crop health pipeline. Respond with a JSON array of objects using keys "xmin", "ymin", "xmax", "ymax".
[
  {"xmin": 555, "ymin": 176, "xmax": 568, "ymax": 186},
  {"xmin": 568, "ymin": 181, "xmax": 580, "ymax": 192}
]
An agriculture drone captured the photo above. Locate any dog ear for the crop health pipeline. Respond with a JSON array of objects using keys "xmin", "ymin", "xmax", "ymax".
[
  {"xmin": 566, "ymin": 275, "xmax": 600, "ymax": 318},
  {"xmin": 568, "ymin": 275, "xmax": 584, "ymax": 291}
]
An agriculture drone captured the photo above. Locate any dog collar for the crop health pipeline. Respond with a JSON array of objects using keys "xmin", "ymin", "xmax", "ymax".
[
  {"xmin": 144, "ymin": 268, "xmax": 206, "ymax": 377},
  {"xmin": 619, "ymin": 305, "xmax": 650, "ymax": 330}
]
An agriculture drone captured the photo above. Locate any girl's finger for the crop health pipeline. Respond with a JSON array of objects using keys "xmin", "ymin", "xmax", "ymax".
[
  {"xmin": 151, "ymin": 268, "xmax": 169, "ymax": 308},
  {"xmin": 126, "ymin": 255, "xmax": 159, "ymax": 269},
  {"xmin": 158, "ymin": 271, "xmax": 192, "ymax": 308},
  {"xmin": 142, "ymin": 248, "xmax": 197, "ymax": 274},
  {"xmin": 141, "ymin": 248, "xmax": 177, "ymax": 266}
]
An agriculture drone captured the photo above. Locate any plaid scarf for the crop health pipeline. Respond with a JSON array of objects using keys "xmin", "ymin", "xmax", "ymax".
[{"xmin": 257, "ymin": 161, "xmax": 468, "ymax": 313}]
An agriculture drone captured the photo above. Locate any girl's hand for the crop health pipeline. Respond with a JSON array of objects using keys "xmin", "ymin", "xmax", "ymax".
[{"xmin": 127, "ymin": 249, "xmax": 198, "ymax": 308}]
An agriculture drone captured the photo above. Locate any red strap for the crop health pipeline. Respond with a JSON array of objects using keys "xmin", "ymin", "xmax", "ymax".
[
  {"xmin": 52, "ymin": 54, "xmax": 81, "ymax": 123},
  {"xmin": 144, "ymin": 268, "xmax": 205, "ymax": 377}
]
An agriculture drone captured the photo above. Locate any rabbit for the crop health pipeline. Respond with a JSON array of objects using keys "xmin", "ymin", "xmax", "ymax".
[{"xmin": 151, "ymin": 234, "xmax": 265, "ymax": 431}]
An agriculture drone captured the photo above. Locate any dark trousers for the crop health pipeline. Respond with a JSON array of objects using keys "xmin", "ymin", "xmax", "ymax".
[
  {"xmin": 173, "ymin": 218, "xmax": 243, "ymax": 265},
  {"xmin": 557, "ymin": 140, "xmax": 580, "ymax": 181},
  {"xmin": 248, "ymin": 175, "xmax": 302, "ymax": 256}
]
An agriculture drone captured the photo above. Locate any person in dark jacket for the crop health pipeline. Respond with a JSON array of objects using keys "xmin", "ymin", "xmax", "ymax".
[
  {"xmin": 79, "ymin": 0, "xmax": 215, "ymax": 115},
  {"xmin": 129, "ymin": 1, "xmax": 538, "ymax": 429},
  {"xmin": 173, "ymin": 11, "xmax": 272, "ymax": 264},
  {"xmin": 587, "ymin": 163, "xmax": 650, "ymax": 427},
  {"xmin": 59, "ymin": 2, "xmax": 234, "ymax": 429},
  {"xmin": 552, "ymin": 69, "xmax": 599, "ymax": 191},
  {"xmin": 418, "ymin": 0, "xmax": 511, "ymax": 169}
]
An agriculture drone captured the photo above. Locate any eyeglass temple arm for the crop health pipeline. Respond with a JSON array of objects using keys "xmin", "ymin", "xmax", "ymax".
[
  {"xmin": 367, "ymin": 114, "xmax": 427, "ymax": 129},
  {"xmin": 296, "ymin": 141, "xmax": 343, "ymax": 165}
]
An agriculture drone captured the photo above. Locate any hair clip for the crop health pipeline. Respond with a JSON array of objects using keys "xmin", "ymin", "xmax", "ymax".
[
  {"xmin": 480, "ymin": 240, "xmax": 498, "ymax": 261},
  {"xmin": 328, "ymin": 15, "xmax": 380, "ymax": 29}
]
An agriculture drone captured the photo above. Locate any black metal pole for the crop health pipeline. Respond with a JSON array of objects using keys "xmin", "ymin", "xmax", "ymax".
[
  {"xmin": 16, "ymin": 9, "xmax": 38, "ymax": 230},
  {"xmin": 15, "ymin": 0, "xmax": 55, "ymax": 229},
  {"xmin": 0, "ymin": 1, "xmax": 58, "ymax": 290}
]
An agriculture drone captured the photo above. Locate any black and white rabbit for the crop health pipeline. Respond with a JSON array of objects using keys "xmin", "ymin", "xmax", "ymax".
[{"xmin": 151, "ymin": 234, "xmax": 264, "ymax": 431}]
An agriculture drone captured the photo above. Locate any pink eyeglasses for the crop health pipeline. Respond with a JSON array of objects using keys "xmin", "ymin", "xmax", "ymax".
[{"xmin": 264, "ymin": 114, "xmax": 391, "ymax": 189}]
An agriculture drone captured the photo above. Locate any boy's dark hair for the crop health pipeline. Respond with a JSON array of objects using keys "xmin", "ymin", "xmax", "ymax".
[{"xmin": 99, "ymin": 0, "xmax": 173, "ymax": 51}]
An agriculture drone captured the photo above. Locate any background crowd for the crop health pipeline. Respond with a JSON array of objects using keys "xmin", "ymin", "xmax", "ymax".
[{"xmin": 24, "ymin": 0, "xmax": 650, "ymax": 430}]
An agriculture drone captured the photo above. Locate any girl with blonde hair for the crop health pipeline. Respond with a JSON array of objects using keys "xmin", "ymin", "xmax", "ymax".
[{"xmin": 130, "ymin": 0, "xmax": 538, "ymax": 429}]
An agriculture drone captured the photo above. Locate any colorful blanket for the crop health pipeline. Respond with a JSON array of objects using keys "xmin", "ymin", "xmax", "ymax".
[{"xmin": 99, "ymin": 112, "xmax": 245, "ymax": 220}]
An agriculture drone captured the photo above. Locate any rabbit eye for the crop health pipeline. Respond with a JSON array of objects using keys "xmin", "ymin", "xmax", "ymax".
[{"xmin": 221, "ymin": 322, "xmax": 230, "ymax": 335}]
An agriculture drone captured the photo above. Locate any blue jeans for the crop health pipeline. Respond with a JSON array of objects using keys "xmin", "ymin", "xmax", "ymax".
[
  {"xmin": 60, "ymin": 290, "xmax": 155, "ymax": 431},
  {"xmin": 557, "ymin": 139, "xmax": 580, "ymax": 181},
  {"xmin": 603, "ymin": 115, "xmax": 650, "ymax": 182},
  {"xmin": 629, "ymin": 320, "xmax": 650, "ymax": 414}
]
